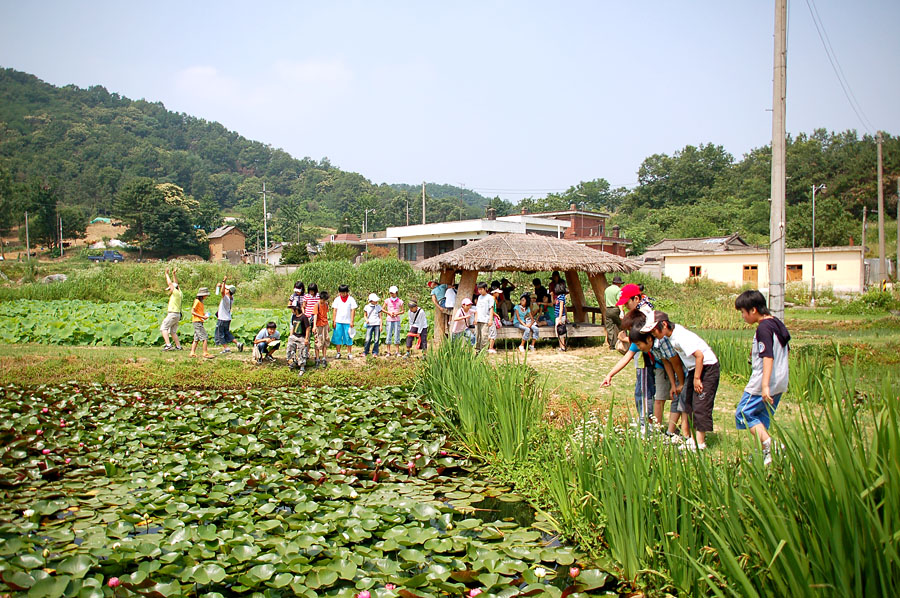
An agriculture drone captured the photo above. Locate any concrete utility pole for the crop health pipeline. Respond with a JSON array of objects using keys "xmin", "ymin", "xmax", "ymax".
[
  {"xmin": 259, "ymin": 182, "xmax": 269, "ymax": 265},
  {"xmin": 811, "ymin": 184, "xmax": 826, "ymax": 305},
  {"xmin": 421, "ymin": 182, "xmax": 426, "ymax": 225},
  {"xmin": 877, "ymin": 132, "xmax": 886, "ymax": 282},
  {"xmin": 769, "ymin": 0, "xmax": 788, "ymax": 319},
  {"xmin": 25, "ymin": 211, "xmax": 31, "ymax": 259}
]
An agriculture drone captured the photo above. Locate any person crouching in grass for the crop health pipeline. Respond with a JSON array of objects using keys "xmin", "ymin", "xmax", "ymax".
[
  {"xmin": 190, "ymin": 287, "xmax": 213, "ymax": 359},
  {"xmin": 253, "ymin": 322, "xmax": 281, "ymax": 364},
  {"xmin": 735, "ymin": 290, "xmax": 790, "ymax": 465},
  {"xmin": 647, "ymin": 311, "xmax": 719, "ymax": 451}
]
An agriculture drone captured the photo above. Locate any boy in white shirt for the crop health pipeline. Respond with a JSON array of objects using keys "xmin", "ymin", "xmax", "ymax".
[
  {"xmin": 648, "ymin": 311, "xmax": 719, "ymax": 450},
  {"xmin": 330, "ymin": 284, "xmax": 358, "ymax": 359},
  {"xmin": 474, "ymin": 282, "xmax": 495, "ymax": 353}
]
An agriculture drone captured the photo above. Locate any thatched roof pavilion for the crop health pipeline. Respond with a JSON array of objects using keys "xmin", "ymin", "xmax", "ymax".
[{"xmin": 417, "ymin": 233, "xmax": 640, "ymax": 345}]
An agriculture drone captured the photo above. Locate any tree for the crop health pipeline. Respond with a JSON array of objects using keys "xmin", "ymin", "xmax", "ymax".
[
  {"xmin": 279, "ymin": 243, "xmax": 310, "ymax": 265},
  {"xmin": 114, "ymin": 177, "xmax": 161, "ymax": 259},
  {"xmin": 19, "ymin": 179, "xmax": 67, "ymax": 250},
  {"xmin": 143, "ymin": 201, "xmax": 207, "ymax": 258},
  {"xmin": 315, "ymin": 243, "xmax": 357, "ymax": 262},
  {"xmin": 0, "ymin": 167, "xmax": 17, "ymax": 258}
]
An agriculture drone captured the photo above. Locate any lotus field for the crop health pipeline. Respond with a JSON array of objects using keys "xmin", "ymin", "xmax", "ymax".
[
  {"xmin": 0, "ymin": 301, "xmax": 284, "ymax": 347},
  {"xmin": 0, "ymin": 384, "xmax": 612, "ymax": 598}
]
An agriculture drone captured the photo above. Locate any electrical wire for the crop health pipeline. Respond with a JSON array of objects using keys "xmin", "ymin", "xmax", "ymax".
[{"xmin": 804, "ymin": 0, "xmax": 876, "ymax": 134}]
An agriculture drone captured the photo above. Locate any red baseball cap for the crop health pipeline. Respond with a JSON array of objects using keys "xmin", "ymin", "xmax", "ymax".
[{"xmin": 615, "ymin": 283, "xmax": 642, "ymax": 307}]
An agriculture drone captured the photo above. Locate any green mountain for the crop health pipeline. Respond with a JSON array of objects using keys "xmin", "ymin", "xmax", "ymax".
[{"xmin": 0, "ymin": 68, "xmax": 488, "ymax": 241}]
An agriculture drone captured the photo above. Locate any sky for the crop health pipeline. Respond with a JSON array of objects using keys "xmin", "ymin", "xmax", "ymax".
[{"xmin": 1, "ymin": 0, "xmax": 898, "ymax": 201}]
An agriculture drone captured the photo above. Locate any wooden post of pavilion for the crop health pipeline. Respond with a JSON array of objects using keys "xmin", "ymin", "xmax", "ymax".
[
  {"xmin": 564, "ymin": 270, "xmax": 586, "ymax": 323},
  {"xmin": 587, "ymin": 273, "xmax": 610, "ymax": 327},
  {"xmin": 433, "ymin": 268, "xmax": 456, "ymax": 343}
]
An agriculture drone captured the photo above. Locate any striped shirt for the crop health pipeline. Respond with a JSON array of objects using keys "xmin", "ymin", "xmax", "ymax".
[{"xmin": 302, "ymin": 293, "xmax": 319, "ymax": 318}]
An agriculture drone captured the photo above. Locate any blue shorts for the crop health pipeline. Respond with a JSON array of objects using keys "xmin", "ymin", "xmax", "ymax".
[
  {"xmin": 735, "ymin": 392, "xmax": 782, "ymax": 430},
  {"xmin": 331, "ymin": 323, "xmax": 353, "ymax": 346}
]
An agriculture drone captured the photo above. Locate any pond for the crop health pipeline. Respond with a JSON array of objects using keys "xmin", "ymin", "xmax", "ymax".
[{"xmin": 0, "ymin": 384, "xmax": 614, "ymax": 597}]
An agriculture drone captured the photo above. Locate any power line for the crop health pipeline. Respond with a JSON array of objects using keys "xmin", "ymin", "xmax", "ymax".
[{"xmin": 804, "ymin": 0, "xmax": 876, "ymax": 134}]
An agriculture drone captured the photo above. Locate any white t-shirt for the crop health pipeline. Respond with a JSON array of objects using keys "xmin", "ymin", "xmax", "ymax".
[
  {"xmin": 475, "ymin": 294, "xmax": 494, "ymax": 323},
  {"xmin": 444, "ymin": 287, "xmax": 457, "ymax": 309},
  {"xmin": 668, "ymin": 324, "xmax": 718, "ymax": 371},
  {"xmin": 364, "ymin": 303, "xmax": 383, "ymax": 326},
  {"xmin": 331, "ymin": 295, "xmax": 358, "ymax": 325}
]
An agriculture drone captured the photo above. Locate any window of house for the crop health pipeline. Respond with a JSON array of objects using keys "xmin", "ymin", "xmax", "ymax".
[
  {"xmin": 403, "ymin": 244, "xmax": 417, "ymax": 261},
  {"xmin": 826, "ymin": 264, "xmax": 837, "ymax": 271},
  {"xmin": 743, "ymin": 264, "xmax": 759, "ymax": 284},
  {"xmin": 689, "ymin": 266, "xmax": 702, "ymax": 277},
  {"xmin": 787, "ymin": 264, "xmax": 803, "ymax": 282}
]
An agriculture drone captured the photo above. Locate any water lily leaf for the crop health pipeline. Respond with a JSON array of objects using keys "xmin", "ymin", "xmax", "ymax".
[
  {"xmin": 27, "ymin": 574, "xmax": 70, "ymax": 598},
  {"xmin": 574, "ymin": 569, "xmax": 608, "ymax": 591},
  {"xmin": 152, "ymin": 580, "xmax": 183, "ymax": 597},
  {"xmin": 328, "ymin": 558, "xmax": 357, "ymax": 580},
  {"xmin": 204, "ymin": 564, "xmax": 227, "ymax": 584},
  {"xmin": 305, "ymin": 568, "xmax": 338, "ymax": 589},
  {"xmin": 399, "ymin": 549, "xmax": 427, "ymax": 563},
  {"xmin": 197, "ymin": 524, "xmax": 217, "ymax": 541},
  {"xmin": 249, "ymin": 564, "xmax": 276, "ymax": 582},
  {"xmin": 13, "ymin": 553, "xmax": 45, "ymax": 569},
  {"xmin": 56, "ymin": 554, "xmax": 94, "ymax": 579},
  {"xmin": 231, "ymin": 544, "xmax": 258, "ymax": 562},
  {"xmin": 270, "ymin": 573, "xmax": 293, "ymax": 588},
  {"xmin": 3, "ymin": 570, "xmax": 35, "ymax": 590}
]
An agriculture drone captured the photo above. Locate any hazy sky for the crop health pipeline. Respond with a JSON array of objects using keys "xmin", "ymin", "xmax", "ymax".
[{"xmin": 1, "ymin": 1, "xmax": 898, "ymax": 200}]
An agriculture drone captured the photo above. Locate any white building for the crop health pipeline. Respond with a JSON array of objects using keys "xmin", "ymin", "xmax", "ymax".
[
  {"xmin": 386, "ymin": 212, "xmax": 572, "ymax": 263},
  {"xmin": 663, "ymin": 246, "xmax": 864, "ymax": 294}
]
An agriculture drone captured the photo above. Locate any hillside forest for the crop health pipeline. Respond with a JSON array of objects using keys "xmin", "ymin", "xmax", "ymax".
[{"xmin": 0, "ymin": 67, "xmax": 898, "ymax": 257}]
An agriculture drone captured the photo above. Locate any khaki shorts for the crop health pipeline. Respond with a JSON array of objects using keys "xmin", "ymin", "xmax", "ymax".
[
  {"xmin": 315, "ymin": 326, "xmax": 328, "ymax": 350},
  {"xmin": 160, "ymin": 312, "xmax": 181, "ymax": 334},
  {"xmin": 193, "ymin": 322, "xmax": 208, "ymax": 342}
]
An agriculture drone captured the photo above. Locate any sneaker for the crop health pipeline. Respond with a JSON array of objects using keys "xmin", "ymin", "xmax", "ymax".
[
  {"xmin": 487, "ymin": 349, "xmax": 497, "ymax": 354},
  {"xmin": 680, "ymin": 438, "xmax": 707, "ymax": 451},
  {"xmin": 298, "ymin": 368, "xmax": 305, "ymax": 377},
  {"xmin": 174, "ymin": 346, "xmax": 184, "ymax": 351},
  {"xmin": 347, "ymin": 354, "xmax": 354, "ymax": 359},
  {"xmin": 762, "ymin": 438, "xmax": 774, "ymax": 466},
  {"xmin": 162, "ymin": 344, "xmax": 173, "ymax": 351},
  {"xmin": 237, "ymin": 342, "xmax": 244, "ymax": 352},
  {"xmin": 336, "ymin": 353, "xmax": 342, "ymax": 360},
  {"xmin": 518, "ymin": 346, "xmax": 525, "ymax": 353},
  {"xmin": 265, "ymin": 355, "xmax": 276, "ymax": 363},
  {"xmin": 222, "ymin": 348, "xmax": 231, "ymax": 354},
  {"xmin": 288, "ymin": 362, "xmax": 298, "ymax": 370}
]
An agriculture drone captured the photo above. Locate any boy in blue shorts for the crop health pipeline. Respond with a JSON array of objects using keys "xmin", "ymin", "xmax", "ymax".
[{"xmin": 734, "ymin": 290, "xmax": 790, "ymax": 465}]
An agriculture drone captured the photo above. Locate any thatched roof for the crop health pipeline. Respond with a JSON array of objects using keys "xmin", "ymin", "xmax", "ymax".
[{"xmin": 417, "ymin": 233, "xmax": 640, "ymax": 275}]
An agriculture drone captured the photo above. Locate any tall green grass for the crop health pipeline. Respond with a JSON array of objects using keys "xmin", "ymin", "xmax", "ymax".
[
  {"xmin": 544, "ymin": 354, "xmax": 900, "ymax": 596},
  {"xmin": 418, "ymin": 338, "xmax": 546, "ymax": 462}
]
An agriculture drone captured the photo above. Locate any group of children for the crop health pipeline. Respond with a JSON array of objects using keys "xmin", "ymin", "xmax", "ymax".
[
  {"xmin": 601, "ymin": 284, "xmax": 790, "ymax": 463},
  {"xmin": 440, "ymin": 274, "xmax": 571, "ymax": 354}
]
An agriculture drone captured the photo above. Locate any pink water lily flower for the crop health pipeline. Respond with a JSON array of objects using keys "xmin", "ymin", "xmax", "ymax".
[
  {"xmin": 385, "ymin": 584, "xmax": 396, "ymax": 590},
  {"xmin": 469, "ymin": 589, "xmax": 483, "ymax": 597},
  {"xmin": 107, "ymin": 577, "xmax": 120, "ymax": 588},
  {"xmin": 569, "ymin": 566, "xmax": 580, "ymax": 578},
  {"xmin": 42, "ymin": 449, "xmax": 51, "ymax": 455},
  {"xmin": 356, "ymin": 591, "xmax": 370, "ymax": 598}
]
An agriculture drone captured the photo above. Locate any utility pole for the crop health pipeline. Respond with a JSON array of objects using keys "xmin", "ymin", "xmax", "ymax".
[
  {"xmin": 406, "ymin": 200, "xmax": 409, "ymax": 226},
  {"xmin": 364, "ymin": 208, "xmax": 376, "ymax": 253},
  {"xmin": 59, "ymin": 213, "xmax": 64, "ymax": 258},
  {"xmin": 876, "ymin": 132, "xmax": 886, "ymax": 283},
  {"xmin": 862, "ymin": 206, "xmax": 868, "ymax": 258},
  {"xmin": 811, "ymin": 184, "xmax": 826, "ymax": 305},
  {"xmin": 421, "ymin": 182, "xmax": 426, "ymax": 226},
  {"xmin": 25, "ymin": 211, "xmax": 31, "ymax": 260},
  {"xmin": 259, "ymin": 182, "xmax": 269, "ymax": 265},
  {"xmin": 769, "ymin": 0, "xmax": 787, "ymax": 319}
]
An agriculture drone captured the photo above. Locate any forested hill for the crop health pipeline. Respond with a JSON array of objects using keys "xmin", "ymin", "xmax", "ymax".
[
  {"xmin": 0, "ymin": 68, "xmax": 488, "ymax": 239},
  {"xmin": 1, "ymin": 67, "xmax": 897, "ymax": 255}
]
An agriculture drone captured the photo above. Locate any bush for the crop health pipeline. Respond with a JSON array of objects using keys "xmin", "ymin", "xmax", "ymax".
[
  {"xmin": 830, "ymin": 290, "xmax": 900, "ymax": 315},
  {"xmin": 279, "ymin": 243, "xmax": 310, "ymax": 265}
]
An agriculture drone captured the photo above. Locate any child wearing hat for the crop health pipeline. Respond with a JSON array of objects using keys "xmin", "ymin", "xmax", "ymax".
[
  {"xmin": 383, "ymin": 286, "xmax": 404, "ymax": 357},
  {"xmin": 363, "ymin": 293, "xmax": 384, "ymax": 357},
  {"xmin": 450, "ymin": 297, "xmax": 476, "ymax": 345},
  {"xmin": 190, "ymin": 287, "xmax": 213, "ymax": 359}
]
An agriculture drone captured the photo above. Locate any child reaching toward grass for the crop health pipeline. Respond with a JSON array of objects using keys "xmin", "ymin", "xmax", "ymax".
[
  {"xmin": 646, "ymin": 311, "xmax": 719, "ymax": 451},
  {"xmin": 630, "ymin": 314, "xmax": 686, "ymax": 440},
  {"xmin": 601, "ymin": 308, "xmax": 655, "ymax": 432},
  {"xmin": 734, "ymin": 290, "xmax": 790, "ymax": 465}
]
